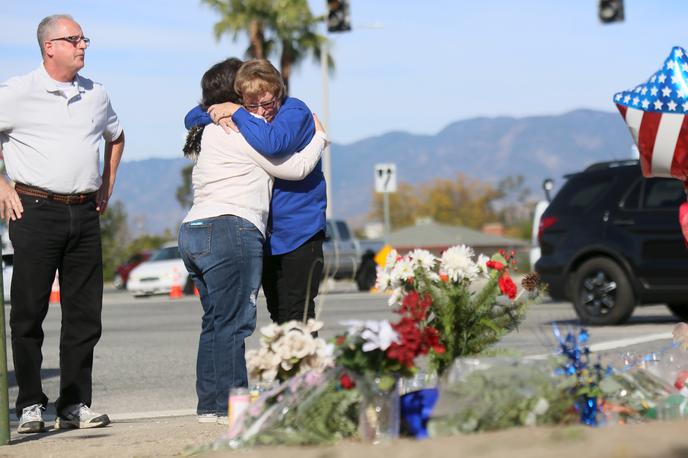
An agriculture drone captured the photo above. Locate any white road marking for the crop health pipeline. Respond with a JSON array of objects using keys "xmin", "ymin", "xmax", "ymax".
[
  {"xmin": 110, "ymin": 409, "xmax": 195, "ymax": 421},
  {"xmin": 525, "ymin": 331, "xmax": 673, "ymax": 360}
]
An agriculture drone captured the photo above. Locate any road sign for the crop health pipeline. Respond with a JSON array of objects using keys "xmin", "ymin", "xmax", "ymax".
[{"xmin": 374, "ymin": 163, "xmax": 397, "ymax": 193}]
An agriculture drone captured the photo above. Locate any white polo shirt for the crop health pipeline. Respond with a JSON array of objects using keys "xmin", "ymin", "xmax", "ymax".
[{"xmin": 0, "ymin": 65, "xmax": 122, "ymax": 194}]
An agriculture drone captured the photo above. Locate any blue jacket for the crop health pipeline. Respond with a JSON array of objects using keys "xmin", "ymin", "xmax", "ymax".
[{"xmin": 184, "ymin": 97, "xmax": 327, "ymax": 255}]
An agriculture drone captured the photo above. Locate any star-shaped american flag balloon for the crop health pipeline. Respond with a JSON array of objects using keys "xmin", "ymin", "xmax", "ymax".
[{"xmin": 615, "ymin": 46, "xmax": 688, "ymax": 181}]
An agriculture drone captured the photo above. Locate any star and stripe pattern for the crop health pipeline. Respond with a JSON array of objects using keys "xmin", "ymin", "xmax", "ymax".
[{"xmin": 614, "ymin": 46, "xmax": 688, "ymax": 180}]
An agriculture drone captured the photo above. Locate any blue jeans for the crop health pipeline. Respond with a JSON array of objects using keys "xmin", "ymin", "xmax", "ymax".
[{"xmin": 178, "ymin": 215, "xmax": 263, "ymax": 416}]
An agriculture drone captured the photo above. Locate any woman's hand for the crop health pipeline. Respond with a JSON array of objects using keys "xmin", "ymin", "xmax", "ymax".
[
  {"xmin": 313, "ymin": 113, "xmax": 326, "ymax": 134},
  {"xmin": 208, "ymin": 102, "xmax": 241, "ymax": 124}
]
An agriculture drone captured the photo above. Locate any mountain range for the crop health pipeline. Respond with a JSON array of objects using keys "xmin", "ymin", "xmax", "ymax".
[{"xmin": 110, "ymin": 109, "xmax": 635, "ymax": 235}]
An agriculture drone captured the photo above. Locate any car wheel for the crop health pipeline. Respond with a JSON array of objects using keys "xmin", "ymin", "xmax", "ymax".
[
  {"xmin": 572, "ymin": 257, "xmax": 635, "ymax": 325},
  {"xmin": 113, "ymin": 274, "xmax": 124, "ymax": 289},
  {"xmin": 667, "ymin": 304, "xmax": 688, "ymax": 321}
]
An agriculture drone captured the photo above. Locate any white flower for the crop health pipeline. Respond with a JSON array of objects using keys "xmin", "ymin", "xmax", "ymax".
[
  {"xmin": 361, "ymin": 320, "xmax": 399, "ymax": 352},
  {"xmin": 375, "ymin": 267, "xmax": 391, "ymax": 290},
  {"xmin": 440, "ymin": 245, "xmax": 479, "ymax": 282},
  {"xmin": 408, "ymin": 249, "xmax": 437, "ymax": 270},
  {"xmin": 283, "ymin": 331, "xmax": 316, "ymax": 360},
  {"xmin": 476, "ymin": 254, "xmax": 491, "ymax": 275},
  {"xmin": 387, "ymin": 287, "xmax": 404, "ymax": 307},
  {"xmin": 340, "ymin": 319, "xmax": 366, "ymax": 334},
  {"xmin": 532, "ymin": 398, "xmax": 549, "ymax": 415},
  {"xmin": 260, "ymin": 323, "xmax": 283, "ymax": 341},
  {"xmin": 390, "ymin": 257, "xmax": 414, "ymax": 285},
  {"xmin": 305, "ymin": 319, "xmax": 324, "ymax": 334}
]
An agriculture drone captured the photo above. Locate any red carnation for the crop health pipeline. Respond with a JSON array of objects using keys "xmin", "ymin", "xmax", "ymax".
[
  {"xmin": 498, "ymin": 272, "xmax": 517, "ymax": 299},
  {"xmin": 486, "ymin": 260, "xmax": 505, "ymax": 270},
  {"xmin": 340, "ymin": 373, "xmax": 355, "ymax": 390}
]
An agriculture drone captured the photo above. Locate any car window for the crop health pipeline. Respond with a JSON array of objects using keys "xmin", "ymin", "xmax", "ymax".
[
  {"xmin": 620, "ymin": 178, "xmax": 642, "ymax": 210},
  {"xmin": 548, "ymin": 174, "xmax": 614, "ymax": 215},
  {"xmin": 642, "ymin": 178, "xmax": 686, "ymax": 210},
  {"xmin": 336, "ymin": 221, "xmax": 351, "ymax": 241},
  {"xmin": 150, "ymin": 246, "xmax": 181, "ymax": 261},
  {"xmin": 325, "ymin": 221, "xmax": 334, "ymax": 240}
]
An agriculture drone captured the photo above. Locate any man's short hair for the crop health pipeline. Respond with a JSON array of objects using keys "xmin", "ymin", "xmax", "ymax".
[
  {"xmin": 234, "ymin": 59, "xmax": 286, "ymax": 102},
  {"xmin": 37, "ymin": 14, "xmax": 74, "ymax": 57}
]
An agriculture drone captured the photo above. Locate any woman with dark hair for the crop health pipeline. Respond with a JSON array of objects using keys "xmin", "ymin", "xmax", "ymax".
[{"xmin": 178, "ymin": 58, "xmax": 327, "ymax": 424}]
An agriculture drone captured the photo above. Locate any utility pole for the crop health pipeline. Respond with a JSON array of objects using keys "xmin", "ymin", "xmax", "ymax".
[{"xmin": 321, "ymin": 0, "xmax": 352, "ymax": 219}]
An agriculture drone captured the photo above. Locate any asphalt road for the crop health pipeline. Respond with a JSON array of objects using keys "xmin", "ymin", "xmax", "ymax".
[{"xmin": 1, "ymin": 282, "xmax": 681, "ymax": 421}]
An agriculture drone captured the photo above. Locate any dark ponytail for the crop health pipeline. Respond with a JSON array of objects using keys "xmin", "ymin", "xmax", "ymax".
[{"xmin": 183, "ymin": 57, "xmax": 244, "ymax": 159}]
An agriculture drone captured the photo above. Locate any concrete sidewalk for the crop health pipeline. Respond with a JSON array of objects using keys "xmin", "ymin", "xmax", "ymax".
[
  {"xmin": 2, "ymin": 413, "xmax": 688, "ymax": 458},
  {"xmin": 3, "ymin": 415, "xmax": 224, "ymax": 457}
]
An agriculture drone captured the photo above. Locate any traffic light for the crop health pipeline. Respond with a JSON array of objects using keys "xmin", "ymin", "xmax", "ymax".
[
  {"xmin": 598, "ymin": 0, "xmax": 624, "ymax": 24},
  {"xmin": 327, "ymin": 0, "xmax": 351, "ymax": 33}
]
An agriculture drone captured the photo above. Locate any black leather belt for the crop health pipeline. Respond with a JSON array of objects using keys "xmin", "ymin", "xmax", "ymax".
[{"xmin": 15, "ymin": 182, "xmax": 96, "ymax": 205}]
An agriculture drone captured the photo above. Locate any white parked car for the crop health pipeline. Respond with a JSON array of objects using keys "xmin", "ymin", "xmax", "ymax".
[
  {"xmin": 529, "ymin": 200, "xmax": 549, "ymax": 271},
  {"xmin": 126, "ymin": 244, "xmax": 191, "ymax": 297}
]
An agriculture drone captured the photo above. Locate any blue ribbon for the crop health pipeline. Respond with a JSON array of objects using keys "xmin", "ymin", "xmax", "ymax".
[{"xmin": 400, "ymin": 388, "xmax": 439, "ymax": 439}]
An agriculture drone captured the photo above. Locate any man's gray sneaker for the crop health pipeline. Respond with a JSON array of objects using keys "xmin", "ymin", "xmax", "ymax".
[
  {"xmin": 55, "ymin": 403, "xmax": 110, "ymax": 429},
  {"xmin": 17, "ymin": 404, "xmax": 45, "ymax": 434}
]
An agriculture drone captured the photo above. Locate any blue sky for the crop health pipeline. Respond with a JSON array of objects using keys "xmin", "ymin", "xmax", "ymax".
[{"xmin": 1, "ymin": 1, "xmax": 687, "ymax": 161}]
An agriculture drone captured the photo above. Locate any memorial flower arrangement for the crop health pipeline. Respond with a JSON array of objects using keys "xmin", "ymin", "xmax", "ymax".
[
  {"xmin": 376, "ymin": 245, "xmax": 544, "ymax": 375},
  {"xmin": 334, "ymin": 289, "xmax": 445, "ymax": 389},
  {"xmin": 246, "ymin": 319, "xmax": 334, "ymax": 384}
]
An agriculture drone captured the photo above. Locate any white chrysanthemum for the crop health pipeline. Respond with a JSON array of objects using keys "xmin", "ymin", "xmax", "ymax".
[
  {"xmin": 408, "ymin": 249, "xmax": 437, "ymax": 270},
  {"xmin": 384, "ymin": 249, "xmax": 399, "ymax": 269},
  {"xmin": 390, "ymin": 257, "xmax": 414, "ymax": 284},
  {"xmin": 440, "ymin": 245, "xmax": 479, "ymax": 282},
  {"xmin": 375, "ymin": 267, "xmax": 391, "ymax": 290}
]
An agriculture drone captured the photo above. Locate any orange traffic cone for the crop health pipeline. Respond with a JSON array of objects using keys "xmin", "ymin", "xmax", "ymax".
[
  {"xmin": 169, "ymin": 268, "xmax": 184, "ymax": 299},
  {"xmin": 49, "ymin": 275, "xmax": 60, "ymax": 304},
  {"xmin": 194, "ymin": 286, "xmax": 200, "ymax": 297}
]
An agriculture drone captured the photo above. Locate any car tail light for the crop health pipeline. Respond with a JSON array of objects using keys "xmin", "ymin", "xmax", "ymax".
[{"xmin": 537, "ymin": 216, "xmax": 558, "ymax": 243}]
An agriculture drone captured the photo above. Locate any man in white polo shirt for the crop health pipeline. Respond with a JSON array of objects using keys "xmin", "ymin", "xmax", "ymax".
[{"xmin": 0, "ymin": 14, "xmax": 124, "ymax": 434}]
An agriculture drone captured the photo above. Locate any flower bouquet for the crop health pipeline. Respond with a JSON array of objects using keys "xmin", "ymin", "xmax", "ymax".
[
  {"xmin": 376, "ymin": 245, "xmax": 544, "ymax": 376},
  {"xmin": 334, "ymin": 293, "xmax": 445, "ymax": 442},
  {"xmin": 246, "ymin": 319, "xmax": 334, "ymax": 384},
  {"xmin": 191, "ymin": 369, "xmax": 360, "ymax": 453}
]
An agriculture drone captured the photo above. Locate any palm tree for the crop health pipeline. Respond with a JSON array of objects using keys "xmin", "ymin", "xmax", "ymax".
[{"xmin": 200, "ymin": 0, "xmax": 332, "ymax": 94}]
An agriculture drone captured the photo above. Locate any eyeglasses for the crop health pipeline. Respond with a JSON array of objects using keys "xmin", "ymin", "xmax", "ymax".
[
  {"xmin": 49, "ymin": 35, "xmax": 91, "ymax": 46},
  {"xmin": 245, "ymin": 98, "xmax": 277, "ymax": 112}
]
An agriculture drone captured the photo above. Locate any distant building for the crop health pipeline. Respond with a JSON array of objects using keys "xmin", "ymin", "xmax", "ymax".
[{"xmin": 387, "ymin": 220, "xmax": 527, "ymax": 257}]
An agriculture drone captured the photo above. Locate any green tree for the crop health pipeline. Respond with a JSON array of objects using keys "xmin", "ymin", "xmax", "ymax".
[
  {"xmin": 176, "ymin": 164, "xmax": 193, "ymax": 209},
  {"xmin": 201, "ymin": 0, "xmax": 331, "ymax": 93},
  {"xmin": 100, "ymin": 200, "xmax": 131, "ymax": 280},
  {"xmin": 368, "ymin": 174, "xmax": 534, "ymax": 235}
]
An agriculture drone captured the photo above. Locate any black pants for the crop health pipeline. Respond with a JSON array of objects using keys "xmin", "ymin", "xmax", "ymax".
[
  {"xmin": 9, "ymin": 195, "xmax": 103, "ymax": 417},
  {"xmin": 263, "ymin": 231, "xmax": 324, "ymax": 324}
]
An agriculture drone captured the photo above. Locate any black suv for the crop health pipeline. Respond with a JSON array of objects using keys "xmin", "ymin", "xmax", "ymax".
[{"xmin": 535, "ymin": 160, "xmax": 688, "ymax": 325}]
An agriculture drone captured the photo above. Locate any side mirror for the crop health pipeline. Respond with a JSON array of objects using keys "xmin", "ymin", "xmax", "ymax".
[{"xmin": 542, "ymin": 178, "xmax": 554, "ymax": 202}]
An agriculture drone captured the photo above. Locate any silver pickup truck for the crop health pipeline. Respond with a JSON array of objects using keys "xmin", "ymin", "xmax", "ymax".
[{"xmin": 323, "ymin": 219, "xmax": 383, "ymax": 291}]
